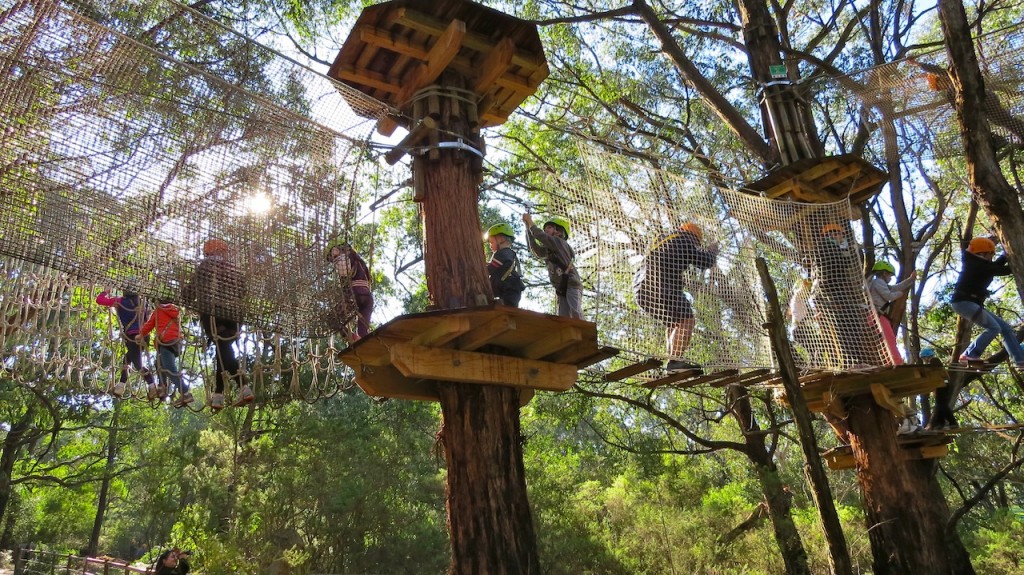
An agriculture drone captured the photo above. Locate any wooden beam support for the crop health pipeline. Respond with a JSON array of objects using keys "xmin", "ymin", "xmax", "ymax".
[
  {"xmin": 603, "ymin": 358, "xmax": 662, "ymax": 382},
  {"xmin": 389, "ymin": 342, "xmax": 577, "ymax": 391},
  {"xmin": 332, "ymin": 63, "xmax": 402, "ymax": 94},
  {"xmin": 456, "ymin": 314, "xmax": 516, "ymax": 351},
  {"xmin": 390, "ymin": 8, "xmax": 545, "ymax": 71},
  {"xmin": 385, "ymin": 116, "xmax": 437, "ymax": 165},
  {"xmin": 410, "ymin": 315, "xmax": 471, "ymax": 347},
  {"xmin": 473, "ymin": 37, "xmax": 515, "ymax": 94},
  {"xmin": 353, "ymin": 364, "xmax": 438, "ymax": 401},
  {"xmin": 870, "ymin": 383, "xmax": 907, "ymax": 417},
  {"xmin": 394, "ymin": 19, "xmax": 466, "ymax": 105},
  {"xmin": 520, "ymin": 327, "xmax": 582, "ymax": 360}
]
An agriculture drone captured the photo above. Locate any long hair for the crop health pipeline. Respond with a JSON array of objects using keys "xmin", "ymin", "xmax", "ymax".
[{"xmin": 153, "ymin": 550, "xmax": 173, "ymax": 572}]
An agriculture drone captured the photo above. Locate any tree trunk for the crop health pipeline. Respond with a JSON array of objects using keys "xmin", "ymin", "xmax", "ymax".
[
  {"xmin": 88, "ymin": 401, "xmax": 121, "ymax": 556},
  {"xmin": 0, "ymin": 404, "xmax": 35, "ymax": 527},
  {"xmin": 938, "ymin": 0, "xmax": 1024, "ymax": 302},
  {"xmin": 755, "ymin": 258, "xmax": 853, "ymax": 575},
  {"xmin": 412, "ymin": 75, "xmax": 540, "ymax": 574},
  {"xmin": 846, "ymin": 395, "xmax": 975, "ymax": 574}
]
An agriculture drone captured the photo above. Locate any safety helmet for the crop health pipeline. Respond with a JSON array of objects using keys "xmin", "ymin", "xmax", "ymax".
[
  {"xmin": 920, "ymin": 348, "xmax": 936, "ymax": 359},
  {"xmin": 968, "ymin": 237, "xmax": 996, "ymax": 254},
  {"xmin": 203, "ymin": 238, "xmax": 229, "ymax": 256},
  {"xmin": 679, "ymin": 222, "xmax": 703, "ymax": 242},
  {"xmin": 325, "ymin": 239, "xmax": 350, "ymax": 261},
  {"xmin": 543, "ymin": 215, "xmax": 571, "ymax": 239},
  {"xmin": 485, "ymin": 223, "xmax": 515, "ymax": 240},
  {"xmin": 871, "ymin": 261, "xmax": 896, "ymax": 274},
  {"xmin": 821, "ymin": 223, "xmax": 844, "ymax": 236}
]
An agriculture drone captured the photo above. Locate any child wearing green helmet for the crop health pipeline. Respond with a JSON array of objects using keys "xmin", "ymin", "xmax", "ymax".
[
  {"xmin": 866, "ymin": 260, "xmax": 916, "ymax": 365},
  {"xmin": 523, "ymin": 213, "xmax": 582, "ymax": 319},
  {"xmin": 485, "ymin": 223, "xmax": 525, "ymax": 307}
]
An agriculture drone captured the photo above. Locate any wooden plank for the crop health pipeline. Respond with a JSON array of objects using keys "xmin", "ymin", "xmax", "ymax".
[
  {"xmin": 352, "ymin": 363, "xmax": 438, "ymax": 402},
  {"xmin": 390, "ymin": 8, "xmax": 546, "ymax": 71},
  {"xmin": 870, "ymin": 383, "xmax": 907, "ymax": 417},
  {"xmin": 713, "ymin": 368, "xmax": 772, "ymax": 387},
  {"xmin": 813, "ymin": 163, "xmax": 861, "ymax": 189},
  {"xmin": 794, "ymin": 159, "xmax": 843, "ymax": 182},
  {"xmin": 410, "ymin": 316, "xmax": 471, "ymax": 347},
  {"xmin": 640, "ymin": 368, "xmax": 704, "ymax": 389},
  {"xmin": 907, "ymin": 445, "xmax": 949, "ymax": 461},
  {"xmin": 763, "ymin": 178, "xmax": 799, "ymax": 199},
  {"xmin": 360, "ymin": 25, "xmax": 430, "ymax": 59},
  {"xmin": 474, "ymin": 37, "xmax": 516, "ymax": 93},
  {"xmin": 394, "ymin": 19, "xmax": 466, "ymax": 105},
  {"xmin": 572, "ymin": 345, "xmax": 619, "ymax": 368},
  {"xmin": 389, "ymin": 342, "xmax": 578, "ymax": 391},
  {"xmin": 456, "ymin": 314, "xmax": 516, "ymax": 351},
  {"xmin": 549, "ymin": 344, "xmax": 617, "ymax": 367},
  {"xmin": 332, "ymin": 63, "xmax": 401, "ymax": 94},
  {"xmin": 825, "ymin": 453, "xmax": 857, "ymax": 470},
  {"xmin": 376, "ymin": 116, "xmax": 400, "ymax": 137},
  {"xmin": 521, "ymin": 327, "xmax": 582, "ymax": 360},
  {"xmin": 603, "ymin": 358, "xmax": 662, "ymax": 382},
  {"xmin": 518, "ymin": 388, "xmax": 535, "ymax": 406}
]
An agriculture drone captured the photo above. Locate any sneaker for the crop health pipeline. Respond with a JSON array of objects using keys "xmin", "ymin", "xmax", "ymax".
[
  {"xmin": 233, "ymin": 385, "xmax": 255, "ymax": 407},
  {"xmin": 111, "ymin": 382, "xmax": 126, "ymax": 398},
  {"xmin": 173, "ymin": 392, "xmax": 195, "ymax": 408},
  {"xmin": 897, "ymin": 418, "xmax": 922, "ymax": 435},
  {"xmin": 156, "ymin": 383, "xmax": 167, "ymax": 399},
  {"xmin": 210, "ymin": 393, "xmax": 225, "ymax": 411},
  {"xmin": 666, "ymin": 359, "xmax": 703, "ymax": 376},
  {"xmin": 958, "ymin": 353, "xmax": 984, "ymax": 364},
  {"xmin": 146, "ymin": 384, "xmax": 159, "ymax": 401}
]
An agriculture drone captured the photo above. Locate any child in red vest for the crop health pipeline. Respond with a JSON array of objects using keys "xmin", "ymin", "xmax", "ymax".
[{"xmin": 138, "ymin": 299, "xmax": 191, "ymax": 407}]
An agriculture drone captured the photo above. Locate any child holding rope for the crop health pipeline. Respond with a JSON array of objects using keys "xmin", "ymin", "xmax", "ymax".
[{"xmin": 523, "ymin": 213, "xmax": 581, "ymax": 319}]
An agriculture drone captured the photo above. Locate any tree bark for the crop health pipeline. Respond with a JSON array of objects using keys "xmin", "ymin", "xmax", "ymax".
[
  {"xmin": 755, "ymin": 258, "xmax": 852, "ymax": 575},
  {"xmin": 88, "ymin": 401, "xmax": 121, "ymax": 556},
  {"xmin": 0, "ymin": 404, "xmax": 35, "ymax": 529},
  {"xmin": 412, "ymin": 74, "xmax": 540, "ymax": 574},
  {"xmin": 846, "ymin": 395, "xmax": 975, "ymax": 574},
  {"xmin": 938, "ymin": 0, "xmax": 1024, "ymax": 302}
]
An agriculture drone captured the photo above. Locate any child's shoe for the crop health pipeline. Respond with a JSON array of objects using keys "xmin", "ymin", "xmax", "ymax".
[
  {"xmin": 111, "ymin": 382, "xmax": 126, "ymax": 398},
  {"xmin": 146, "ymin": 384, "xmax": 158, "ymax": 401},
  {"xmin": 173, "ymin": 392, "xmax": 194, "ymax": 408},
  {"xmin": 233, "ymin": 385, "xmax": 255, "ymax": 407},
  {"xmin": 210, "ymin": 393, "xmax": 225, "ymax": 411}
]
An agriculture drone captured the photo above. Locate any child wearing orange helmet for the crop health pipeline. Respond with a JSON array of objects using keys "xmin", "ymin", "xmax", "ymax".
[{"xmin": 950, "ymin": 236, "xmax": 1024, "ymax": 367}]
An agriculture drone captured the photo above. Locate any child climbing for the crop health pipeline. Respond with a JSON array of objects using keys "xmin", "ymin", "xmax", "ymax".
[
  {"xmin": 96, "ymin": 288, "xmax": 154, "ymax": 397},
  {"xmin": 950, "ymin": 237, "xmax": 1024, "ymax": 367},
  {"xmin": 137, "ymin": 298, "xmax": 190, "ymax": 407},
  {"xmin": 327, "ymin": 241, "xmax": 374, "ymax": 342},
  {"xmin": 635, "ymin": 222, "xmax": 718, "ymax": 374},
  {"xmin": 183, "ymin": 238, "xmax": 252, "ymax": 411},
  {"xmin": 866, "ymin": 261, "xmax": 916, "ymax": 365},
  {"xmin": 523, "ymin": 213, "xmax": 581, "ymax": 319},
  {"xmin": 485, "ymin": 223, "xmax": 525, "ymax": 307}
]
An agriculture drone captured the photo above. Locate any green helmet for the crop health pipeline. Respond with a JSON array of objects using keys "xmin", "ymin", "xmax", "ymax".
[
  {"xmin": 486, "ymin": 223, "xmax": 515, "ymax": 240},
  {"xmin": 872, "ymin": 261, "xmax": 896, "ymax": 274},
  {"xmin": 543, "ymin": 215, "xmax": 571, "ymax": 239}
]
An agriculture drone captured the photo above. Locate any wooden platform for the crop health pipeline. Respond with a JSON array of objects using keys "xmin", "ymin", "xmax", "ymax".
[
  {"xmin": 743, "ymin": 154, "xmax": 887, "ymax": 205},
  {"xmin": 822, "ymin": 432, "xmax": 953, "ymax": 470},
  {"xmin": 337, "ymin": 305, "xmax": 617, "ymax": 402},
  {"xmin": 770, "ymin": 365, "xmax": 947, "ymax": 416},
  {"xmin": 329, "ymin": 0, "xmax": 548, "ymax": 132},
  {"xmin": 601, "ymin": 359, "xmax": 772, "ymax": 390}
]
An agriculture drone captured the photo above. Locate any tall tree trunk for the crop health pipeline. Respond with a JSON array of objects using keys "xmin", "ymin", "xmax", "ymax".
[
  {"xmin": 0, "ymin": 404, "xmax": 35, "ymax": 527},
  {"xmin": 88, "ymin": 401, "xmax": 121, "ymax": 556},
  {"xmin": 938, "ymin": 0, "xmax": 1024, "ymax": 301},
  {"xmin": 755, "ymin": 258, "xmax": 853, "ymax": 575},
  {"xmin": 846, "ymin": 393, "xmax": 975, "ymax": 574},
  {"xmin": 413, "ymin": 73, "xmax": 540, "ymax": 574}
]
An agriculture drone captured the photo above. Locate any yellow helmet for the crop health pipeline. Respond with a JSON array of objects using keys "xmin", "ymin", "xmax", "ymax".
[{"xmin": 543, "ymin": 215, "xmax": 571, "ymax": 239}]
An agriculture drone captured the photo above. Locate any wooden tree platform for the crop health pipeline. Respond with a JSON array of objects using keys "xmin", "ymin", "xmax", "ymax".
[
  {"xmin": 771, "ymin": 364, "xmax": 947, "ymax": 417},
  {"xmin": 337, "ymin": 305, "xmax": 617, "ymax": 402},
  {"xmin": 742, "ymin": 154, "xmax": 887, "ymax": 204},
  {"xmin": 822, "ymin": 432, "xmax": 953, "ymax": 470},
  {"xmin": 328, "ymin": 0, "xmax": 548, "ymax": 134}
]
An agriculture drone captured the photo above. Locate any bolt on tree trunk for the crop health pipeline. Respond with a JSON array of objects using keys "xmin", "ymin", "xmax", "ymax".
[{"xmin": 411, "ymin": 78, "xmax": 540, "ymax": 574}]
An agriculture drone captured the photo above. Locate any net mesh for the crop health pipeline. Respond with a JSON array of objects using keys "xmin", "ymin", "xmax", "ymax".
[
  {"xmin": 538, "ymin": 146, "xmax": 889, "ymax": 376},
  {"xmin": 0, "ymin": 0, "xmax": 388, "ymax": 400}
]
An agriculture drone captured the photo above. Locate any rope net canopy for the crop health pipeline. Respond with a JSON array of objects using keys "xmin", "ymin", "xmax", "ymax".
[
  {"xmin": 821, "ymin": 24, "xmax": 1024, "ymax": 161},
  {"xmin": 536, "ymin": 146, "xmax": 889, "ymax": 377},
  {"xmin": 0, "ymin": 0, "xmax": 391, "ymax": 400}
]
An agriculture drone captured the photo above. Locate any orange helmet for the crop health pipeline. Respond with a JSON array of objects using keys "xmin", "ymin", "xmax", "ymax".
[
  {"xmin": 968, "ymin": 237, "xmax": 996, "ymax": 254},
  {"xmin": 821, "ymin": 223, "xmax": 844, "ymax": 236},
  {"xmin": 679, "ymin": 222, "xmax": 702, "ymax": 242},
  {"xmin": 203, "ymin": 238, "xmax": 229, "ymax": 256}
]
